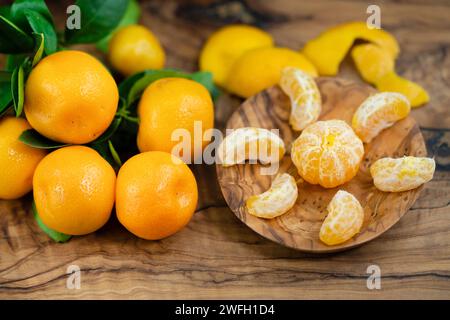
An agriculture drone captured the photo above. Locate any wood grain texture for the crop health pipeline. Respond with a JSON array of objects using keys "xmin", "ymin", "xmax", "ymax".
[
  {"xmin": 0, "ymin": 0, "xmax": 449, "ymax": 299},
  {"xmin": 217, "ymin": 78, "xmax": 427, "ymax": 253}
]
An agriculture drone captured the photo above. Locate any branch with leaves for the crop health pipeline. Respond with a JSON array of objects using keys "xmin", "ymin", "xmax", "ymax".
[{"xmin": 0, "ymin": 0, "xmax": 219, "ymax": 243}]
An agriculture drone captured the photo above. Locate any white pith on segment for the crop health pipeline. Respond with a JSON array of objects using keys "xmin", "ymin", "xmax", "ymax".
[
  {"xmin": 319, "ymin": 190, "xmax": 364, "ymax": 245},
  {"xmin": 217, "ymin": 127, "xmax": 285, "ymax": 166},
  {"xmin": 370, "ymin": 156, "xmax": 435, "ymax": 192},
  {"xmin": 352, "ymin": 92, "xmax": 411, "ymax": 143},
  {"xmin": 291, "ymin": 120, "xmax": 364, "ymax": 188},
  {"xmin": 279, "ymin": 67, "xmax": 322, "ymax": 131},
  {"xmin": 246, "ymin": 173, "xmax": 298, "ymax": 219}
]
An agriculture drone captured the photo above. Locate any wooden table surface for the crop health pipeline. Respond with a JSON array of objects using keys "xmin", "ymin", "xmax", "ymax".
[{"xmin": 1, "ymin": 0, "xmax": 449, "ymax": 299}]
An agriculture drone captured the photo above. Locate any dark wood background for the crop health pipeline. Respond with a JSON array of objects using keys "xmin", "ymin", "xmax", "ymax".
[{"xmin": 0, "ymin": 0, "xmax": 449, "ymax": 299}]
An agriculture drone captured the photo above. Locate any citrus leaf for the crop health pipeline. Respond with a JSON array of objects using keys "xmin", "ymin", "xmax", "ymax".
[
  {"xmin": 65, "ymin": 0, "xmax": 128, "ymax": 44},
  {"xmin": 31, "ymin": 33, "xmax": 44, "ymax": 66},
  {"xmin": 10, "ymin": 0, "xmax": 53, "ymax": 30},
  {"xmin": 32, "ymin": 201, "xmax": 72, "ymax": 243},
  {"xmin": 90, "ymin": 141, "xmax": 118, "ymax": 169},
  {"xmin": 0, "ymin": 71, "xmax": 11, "ymax": 82},
  {"xmin": 5, "ymin": 54, "xmax": 27, "ymax": 71},
  {"xmin": 19, "ymin": 129, "xmax": 69, "ymax": 149},
  {"xmin": 0, "ymin": 80, "xmax": 12, "ymax": 116},
  {"xmin": 96, "ymin": 0, "xmax": 140, "ymax": 53},
  {"xmin": 0, "ymin": 5, "xmax": 10, "ymax": 20},
  {"xmin": 191, "ymin": 71, "xmax": 221, "ymax": 101},
  {"xmin": 108, "ymin": 140, "xmax": 122, "ymax": 167},
  {"xmin": 11, "ymin": 64, "xmax": 25, "ymax": 116},
  {"xmin": 24, "ymin": 10, "xmax": 57, "ymax": 55},
  {"xmin": 0, "ymin": 14, "xmax": 34, "ymax": 53}
]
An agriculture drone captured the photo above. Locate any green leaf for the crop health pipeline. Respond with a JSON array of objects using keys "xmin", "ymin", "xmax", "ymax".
[
  {"xmin": 31, "ymin": 33, "xmax": 44, "ymax": 66},
  {"xmin": 19, "ymin": 129, "xmax": 70, "ymax": 149},
  {"xmin": 191, "ymin": 71, "xmax": 221, "ymax": 101},
  {"xmin": 32, "ymin": 201, "xmax": 72, "ymax": 243},
  {"xmin": 0, "ymin": 15, "xmax": 34, "ymax": 53},
  {"xmin": 11, "ymin": 64, "xmax": 25, "ymax": 116},
  {"xmin": 96, "ymin": 0, "xmax": 141, "ymax": 53},
  {"xmin": 5, "ymin": 54, "xmax": 27, "ymax": 71},
  {"xmin": 0, "ymin": 5, "xmax": 11, "ymax": 20},
  {"xmin": 24, "ymin": 10, "xmax": 57, "ymax": 55},
  {"xmin": 91, "ymin": 116, "xmax": 123, "ymax": 145},
  {"xmin": 108, "ymin": 140, "xmax": 122, "ymax": 167},
  {"xmin": 65, "ymin": 0, "xmax": 129, "ymax": 44},
  {"xmin": 0, "ymin": 71, "xmax": 11, "ymax": 82},
  {"xmin": 90, "ymin": 141, "xmax": 118, "ymax": 169},
  {"xmin": 10, "ymin": 0, "xmax": 53, "ymax": 30},
  {"xmin": 0, "ymin": 78, "xmax": 12, "ymax": 116}
]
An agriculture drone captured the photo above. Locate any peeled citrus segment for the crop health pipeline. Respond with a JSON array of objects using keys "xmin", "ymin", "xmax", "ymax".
[
  {"xmin": 225, "ymin": 47, "xmax": 318, "ymax": 98},
  {"xmin": 319, "ymin": 190, "xmax": 364, "ymax": 246},
  {"xmin": 217, "ymin": 127, "xmax": 285, "ymax": 166},
  {"xmin": 351, "ymin": 43, "xmax": 394, "ymax": 83},
  {"xmin": 370, "ymin": 156, "xmax": 435, "ymax": 192},
  {"xmin": 199, "ymin": 25, "xmax": 274, "ymax": 86},
  {"xmin": 376, "ymin": 71, "xmax": 430, "ymax": 108},
  {"xmin": 352, "ymin": 92, "xmax": 411, "ymax": 143},
  {"xmin": 279, "ymin": 67, "xmax": 322, "ymax": 131},
  {"xmin": 246, "ymin": 173, "xmax": 298, "ymax": 219},
  {"xmin": 291, "ymin": 120, "xmax": 364, "ymax": 188},
  {"xmin": 302, "ymin": 21, "xmax": 399, "ymax": 76}
]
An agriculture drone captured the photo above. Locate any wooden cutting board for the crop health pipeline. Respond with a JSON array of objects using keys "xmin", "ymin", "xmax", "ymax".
[{"xmin": 217, "ymin": 77, "xmax": 427, "ymax": 253}]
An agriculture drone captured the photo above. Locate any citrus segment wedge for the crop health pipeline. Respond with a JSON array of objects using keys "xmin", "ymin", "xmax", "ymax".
[
  {"xmin": 217, "ymin": 127, "xmax": 285, "ymax": 166},
  {"xmin": 319, "ymin": 190, "xmax": 364, "ymax": 246},
  {"xmin": 370, "ymin": 156, "xmax": 435, "ymax": 192},
  {"xmin": 352, "ymin": 92, "xmax": 410, "ymax": 143},
  {"xmin": 246, "ymin": 173, "xmax": 298, "ymax": 219},
  {"xmin": 279, "ymin": 67, "xmax": 322, "ymax": 131}
]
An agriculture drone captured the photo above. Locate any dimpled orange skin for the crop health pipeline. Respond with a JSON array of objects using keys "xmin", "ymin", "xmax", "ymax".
[
  {"xmin": 0, "ymin": 117, "xmax": 47, "ymax": 199},
  {"xmin": 24, "ymin": 50, "xmax": 119, "ymax": 144},
  {"xmin": 33, "ymin": 146, "xmax": 116, "ymax": 235},
  {"xmin": 137, "ymin": 78, "xmax": 214, "ymax": 159},
  {"xmin": 108, "ymin": 24, "xmax": 165, "ymax": 76},
  {"xmin": 116, "ymin": 151, "xmax": 198, "ymax": 240}
]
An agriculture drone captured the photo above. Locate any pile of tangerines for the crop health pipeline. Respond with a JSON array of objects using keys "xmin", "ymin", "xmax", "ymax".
[{"xmin": 0, "ymin": 20, "xmax": 434, "ymax": 246}]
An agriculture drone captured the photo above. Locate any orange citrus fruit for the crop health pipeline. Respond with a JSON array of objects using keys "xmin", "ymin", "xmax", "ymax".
[
  {"xmin": 199, "ymin": 24, "xmax": 274, "ymax": 86},
  {"xmin": 279, "ymin": 66, "xmax": 322, "ymax": 131},
  {"xmin": 108, "ymin": 24, "xmax": 165, "ymax": 76},
  {"xmin": 116, "ymin": 151, "xmax": 198, "ymax": 240},
  {"xmin": 33, "ymin": 146, "xmax": 116, "ymax": 235},
  {"xmin": 137, "ymin": 78, "xmax": 214, "ymax": 161},
  {"xmin": 0, "ymin": 117, "xmax": 47, "ymax": 199},
  {"xmin": 291, "ymin": 120, "xmax": 364, "ymax": 188},
  {"xmin": 370, "ymin": 156, "xmax": 435, "ymax": 192},
  {"xmin": 352, "ymin": 92, "xmax": 410, "ymax": 143},
  {"xmin": 24, "ymin": 50, "xmax": 119, "ymax": 144},
  {"xmin": 319, "ymin": 190, "xmax": 364, "ymax": 246},
  {"xmin": 225, "ymin": 47, "xmax": 318, "ymax": 98}
]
